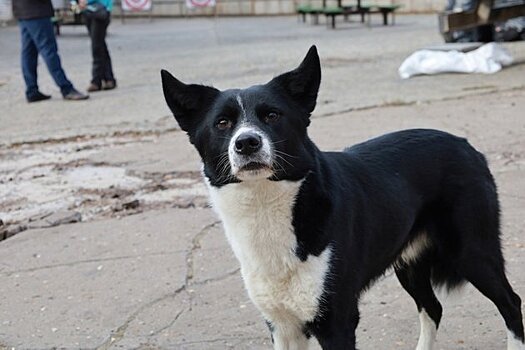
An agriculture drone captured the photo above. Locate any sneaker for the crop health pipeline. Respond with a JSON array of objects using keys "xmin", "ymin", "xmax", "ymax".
[
  {"xmin": 27, "ymin": 91, "xmax": 51, "ymax": 103},
  {"xmin": 102, "ymin": 80, "xmax": 117, "ymax": 90},
  {"xmin": 87, "ymin": 83, "xmax": 102, "ymax": 92},
  {"xmin": 63, "ymin": 89, "xmax": 89, "ymax": 101}
]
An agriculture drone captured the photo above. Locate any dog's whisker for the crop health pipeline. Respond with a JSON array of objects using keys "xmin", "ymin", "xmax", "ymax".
[
  {"xmin": 272, "ymin": 157, "xmax": 288, "ymax": 174},
  {"xmin": 274, "ymin": 154, "xmax": 294, "ymax": 168},
  {"xmin": 271, "ymin": 139, "xmax": 288, "ymax": 145},
  {"xmin": 215, "ymin": 150, "xmax": 230, "ymax": 160},
  {"xmin": 274, "ymin": 150, "xmax": 299, "ymax": 159}
]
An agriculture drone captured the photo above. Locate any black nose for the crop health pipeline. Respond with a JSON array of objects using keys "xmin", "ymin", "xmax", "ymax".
[{"xmin": 234, "ymin": 132, "xmax": 262, "ymax": 155}]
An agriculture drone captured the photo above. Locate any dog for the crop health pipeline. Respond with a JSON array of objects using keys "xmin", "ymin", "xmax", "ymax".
[{"xmin": 161, "ymin": 46, "xmax": 524, "ymax": 350}]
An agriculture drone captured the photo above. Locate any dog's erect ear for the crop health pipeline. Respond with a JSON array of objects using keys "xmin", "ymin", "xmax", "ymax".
[
  {"xmin": 268, "ymin": 45, "xmax": 321, "ymax": 114},
  {"xmin": 161, "ymin": 69, "xmax": 219, "ymax": 133}
]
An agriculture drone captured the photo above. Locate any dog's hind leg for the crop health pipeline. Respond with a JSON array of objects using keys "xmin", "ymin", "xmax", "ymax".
[
  {"xmin": 395, "ymin": 260, "xmax": 442, "ymax": 350},
  {"xmin": 459, "ymin": 249, "xmax": 524, "ymax": 350},
  {"xmin": 449, "ymin": 183, "xmax": 524, "ymax": 349}
]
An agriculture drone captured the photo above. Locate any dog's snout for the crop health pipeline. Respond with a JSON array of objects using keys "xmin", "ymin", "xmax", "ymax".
[{"xmin": 234, "ymin": 132, "xmax": 262, "ymax": 156}]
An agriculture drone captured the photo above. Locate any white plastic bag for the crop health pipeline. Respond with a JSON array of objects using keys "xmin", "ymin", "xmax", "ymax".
[{"xmin": 398, "ymin": 43, "xmax": 513, "ymax": 79}]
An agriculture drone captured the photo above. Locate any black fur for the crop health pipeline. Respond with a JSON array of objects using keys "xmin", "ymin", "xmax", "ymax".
[{"xmin": 162, "ymin": 46, "xmax": 524, "ymax": 349}]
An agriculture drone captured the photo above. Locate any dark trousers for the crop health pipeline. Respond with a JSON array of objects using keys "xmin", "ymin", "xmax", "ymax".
[
  {"xmin": 18, "ymin": 17, "xmax": 74, "ymax": 98},
  {"xmin": 85, "ymin": 15, "xmax": 115, "ymax": 86}
]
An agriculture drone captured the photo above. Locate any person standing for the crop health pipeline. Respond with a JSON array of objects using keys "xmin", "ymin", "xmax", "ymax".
[
  {"xmin": 80, "ymin": 0, "xmax": 117, "ymax": 92},
  {"xmin": 12, "ymin": 0, "xmax": 89, "ymax": 102}
]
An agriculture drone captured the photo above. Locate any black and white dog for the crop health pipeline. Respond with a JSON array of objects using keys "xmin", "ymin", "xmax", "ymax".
[{"xmin": 161, "ymin": 46, "xmax": 524, "ymax": 350}]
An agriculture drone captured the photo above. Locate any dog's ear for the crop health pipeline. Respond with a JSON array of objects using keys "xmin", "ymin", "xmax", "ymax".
[
  {"xmin": 161, "ymin": 69, "xmax": 219, "ymax": 133},
  {"xmin": 268, "ymin": 45, "xmax": 321, "ymax": 114}
]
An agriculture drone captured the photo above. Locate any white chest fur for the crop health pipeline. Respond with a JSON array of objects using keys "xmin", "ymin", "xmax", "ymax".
[{"xmin": 207, "ymin": 179, "xmax": 332, "ymax": 326}]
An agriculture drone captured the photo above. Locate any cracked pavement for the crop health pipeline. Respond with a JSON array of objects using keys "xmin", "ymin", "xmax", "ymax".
[{"xmin": 1, "ymin": 15, "xmax": 525, "ymax": 350}]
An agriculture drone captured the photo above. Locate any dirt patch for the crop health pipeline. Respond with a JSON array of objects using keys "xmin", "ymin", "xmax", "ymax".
[{"xmin": 0, "ymin": 133, "xmax": 208, "ymax": 241}]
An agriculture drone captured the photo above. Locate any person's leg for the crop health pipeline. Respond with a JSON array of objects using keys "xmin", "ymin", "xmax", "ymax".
[
  {"xmin": 18, "ymin": 20, "xmax": 40, "ymax": 98},
  {"xmin": 89, "ymin": 18, "xmax": 108, "ymax": 87},
  {"xmin": 27, "ymin": 17, "xmax": 74, "ymax": 96},
  {"xmin": 102, "ymin": 16, "xmax": 116, "ymax": 85}
]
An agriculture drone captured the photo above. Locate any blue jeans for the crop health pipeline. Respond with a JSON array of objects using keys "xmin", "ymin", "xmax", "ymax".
[{"xmin": 18, "ymin": 17, "xmax": 74, "ymax": 97}]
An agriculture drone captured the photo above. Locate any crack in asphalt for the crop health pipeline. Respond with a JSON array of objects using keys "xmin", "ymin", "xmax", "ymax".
[
  {"xmin": 314, "ymin": 85, "xmax": 525, "ymax": 119},
  {"xmin": 95, "ymin": 285, "xmax": 187, "ymax": 350},
  {"xmin": 1, "ymin": 250, "xmax": 187, "ymax": 277},
  {"xmin": 0, "ymin": 126, "xmax": 178, "ymax": 149},
  {"xmin": 148, "ymin": 307, "xmax": 187, "ymax": 337},
  {"xmin": 193, "ymin": 267, "xmax": 240, "ymax": 286},
  {"xmin": 184, "ymin": 221, "xmax": 221, "ymax": 286},
  {"xmin": 94, "ymin": 220, "xmax": 221, "ymax": 349}
]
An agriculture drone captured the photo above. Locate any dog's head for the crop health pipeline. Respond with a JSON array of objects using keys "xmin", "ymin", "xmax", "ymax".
[{"xmin": 161, "ymin": 46, "xmax": 321, "ymax": 187}]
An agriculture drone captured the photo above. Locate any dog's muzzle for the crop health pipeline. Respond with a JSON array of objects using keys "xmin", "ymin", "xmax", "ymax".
[{"xmin": 229, "ymin": 128, "xmax": 273, "ymax": 180}]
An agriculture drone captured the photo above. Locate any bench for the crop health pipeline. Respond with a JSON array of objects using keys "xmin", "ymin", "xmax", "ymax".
[
  {"xmin": 361, "ymin": 4, "xmax": 402, "ymax": 25},
  {"xmin": 323, "ymin": 7, "xmax": 345, "ymax": 28},
  {"xmin": 323, "ymin": 3, "xmax": 402, "ymax": 29},
  {"xmin": 297, "ymin": 5, "xmax": 326, "ymax": 24},
  {"xmin": 53, "ymin": 7, "xmax": 85, "ymax": 36}
]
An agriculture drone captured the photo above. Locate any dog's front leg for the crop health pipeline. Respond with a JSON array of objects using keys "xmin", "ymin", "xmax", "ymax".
[
  {"xmin": 271, "ymin": 323, "xmax": 310, "ymax": 350},
  {"xmin": 316, "ymin": 303, "xmax": 360, "ymax": 350}
]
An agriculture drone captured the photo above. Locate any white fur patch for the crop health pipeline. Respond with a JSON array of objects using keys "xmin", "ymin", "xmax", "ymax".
[
  {"xmin": 273, "ymin": 325, "xmax": 311, "ymax": 350},
  {"xmin": 207, "ymin": 178, "xmax": 331, "ymax": 345},
  {"xmin": 398, "ymin": 232, "xmax": 431, "ymax": 266},
  {"xmin": 416, "ymin": 308, "xmax": 437, "ymax": 350},
  {"xmin": 236, "ymin": 94, "xmax": 247, "ymax": 119},
  {"xmin": 508, "ymin": 330, "xmax": 525, "ymax": 350}
]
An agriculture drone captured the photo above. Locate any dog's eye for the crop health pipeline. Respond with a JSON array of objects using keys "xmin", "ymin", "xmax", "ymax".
[
  {"xmin": 265, "ymin": 112, "xmax": 279, "ymax": 123},
  {"xmin": 216, "ymin": 118, "xmax": 232, "ymax": 130}
]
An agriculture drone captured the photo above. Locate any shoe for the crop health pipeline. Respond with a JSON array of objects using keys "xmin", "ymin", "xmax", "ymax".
[
  {"xmin": 63, "ymin": 89, "xmax": 89, "ymax": 101},
  {"xmin": 102, "ymin": 80, "xmax": 117, "ymax": 90},
  {"xmin": 27, "ymin": 91, "xmax": 51, "ymax": 103},
  {"xmin": 87, "ymin": 83, "xmax": 102, "ymax": 92}
]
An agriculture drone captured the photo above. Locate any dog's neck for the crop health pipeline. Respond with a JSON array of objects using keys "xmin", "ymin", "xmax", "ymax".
[{"xmin": 206, "ymin": 178, "xmax": 305, "ymax": 273}]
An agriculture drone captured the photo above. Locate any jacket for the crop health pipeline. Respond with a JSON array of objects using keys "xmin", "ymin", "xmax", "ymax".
[
  {"xmin": 88, "ymin": 0, "xmax": 113, "ymax": 12},
  {"xmin": 12, "ymin": 0, "xmax": 54, "ymax": 20}
]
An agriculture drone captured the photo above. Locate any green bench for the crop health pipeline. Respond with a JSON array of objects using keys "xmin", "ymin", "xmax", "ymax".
[
  {"xmin": 323, "ymin": 7, "xmax": 345, "ymax": 28},
  {"xmin": 297, "ymin": 5, "xmax": 326, "ymax": 24},
  {"xmin": 361, "ymin": 4, "xmax": 402, "ymax": 26},
  {"xmin": 323, "ymin": 3, "xmax": 402, "ymax": 28}
]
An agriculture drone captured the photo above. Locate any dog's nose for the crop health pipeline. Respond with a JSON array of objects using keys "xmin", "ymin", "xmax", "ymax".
[{"xmin": 234, "ymin": 132, "xmax": 262, "ymax": 156}]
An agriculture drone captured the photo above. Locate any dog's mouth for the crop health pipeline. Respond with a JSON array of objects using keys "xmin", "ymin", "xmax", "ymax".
[
  {"xmin": 240, "ymin": 162, "xmax": 270, "ymax": 172},
  {"xmin": 234, "ymin": 161, "xmax": 273, "ymax": 181}
]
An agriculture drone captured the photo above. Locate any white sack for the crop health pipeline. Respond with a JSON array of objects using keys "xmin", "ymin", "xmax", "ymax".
[{"xmin": 398, "ymin": 43, "xmax": 513, "ymax": 79}]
